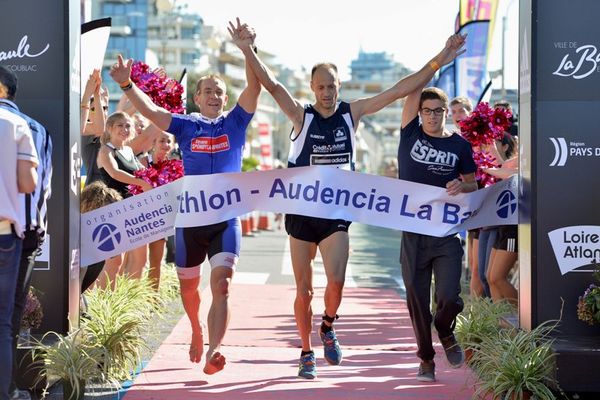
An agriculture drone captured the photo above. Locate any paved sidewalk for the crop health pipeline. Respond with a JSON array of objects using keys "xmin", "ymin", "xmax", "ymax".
[{"xmin": 123, "ymin": 226, "xmax": 477, "ymax": 400}]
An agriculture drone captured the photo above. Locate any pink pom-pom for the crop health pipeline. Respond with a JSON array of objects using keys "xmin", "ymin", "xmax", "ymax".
[
  {"xmin": 130, "ymin": 61, "xmax": 185, "ymax": 114},
  {"xmin": 459, "ymin": 102, "xmax": 511, "ymax": 147},
  {"xmin": 127, "ymin": 159, "xmax": 184, "ymax": 196},
  {"xmin": 459, "ymin": 102, "xmax": 513, "ymax": 186}
]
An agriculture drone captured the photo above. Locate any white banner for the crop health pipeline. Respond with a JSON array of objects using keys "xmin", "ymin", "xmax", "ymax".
[
  {"xmin": 548, "ymin": 225, "xmax": 600, "ymax": 275},
  {"xmin": 81, "ymin": 167, "xmax": 518, "ymax": 266}
]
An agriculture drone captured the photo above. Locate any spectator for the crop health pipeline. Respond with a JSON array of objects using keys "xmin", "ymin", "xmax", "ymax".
[
  {"xmin": 81, "ymin": 70, "xmax": 107, "ymax": 187},
  {"xmin": 79, "ymin": 181, "xmax": 123, "ymax": 293},
  {"xmin": 96, "ymin": 112, "xmax": 151, "ymax": 284},
  {"xmin": 449, "ymin": 96, "xmax": 472, "ymax": 130},
  {"xmin": 483, "ymin": 132, "xmax": 519, "ymax": 305},
  {"xmin": 450, "ymin": 95, "xmax": 484, "ymax": 298},
  {"xmin": 1, "ymin": 65, "xmax": 51, "ymax": 400},
  {"xmin": 0, "ymin": 68, "xmax": 38, "ymax": 399},
  {"xmin": 146, "ymin": 131, "xmax": 177, "ymax": 290}
]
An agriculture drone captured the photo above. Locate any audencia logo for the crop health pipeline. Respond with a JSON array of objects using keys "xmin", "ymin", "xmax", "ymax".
[
  {"xmin": 92, "ymin": 223, "xmax": 121, "ymax": 252},
  {"xmin": 496, "ymin": 190, "xmax": 517, "ymax": 219}
]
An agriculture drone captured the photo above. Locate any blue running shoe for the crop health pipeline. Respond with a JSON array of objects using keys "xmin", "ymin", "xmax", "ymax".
[
  {"xmin": 298, "ymin": 352, "xmax": 317, "ymax": 379},
  {"xmin": 320, "ymin": 329, "xmax": 343, "ymax": 365}
]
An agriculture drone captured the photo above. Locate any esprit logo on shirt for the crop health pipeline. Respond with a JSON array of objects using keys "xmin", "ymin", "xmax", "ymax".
[
  {"xmin": 191, "ymin": 135, "xmax": 230, "ymax": 153},
  {"xmin": 410, "ymin": 140, "xmax": 458, "ymax": 167}
]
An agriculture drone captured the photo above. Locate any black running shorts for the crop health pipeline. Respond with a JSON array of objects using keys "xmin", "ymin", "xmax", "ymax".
[
  {"xmin": 493, "ymin": 225, "xmax": 518, "ymax": 253},
  {"xmin": 285, "ymin": 214, "xmax": 351, "ymax": 244}
]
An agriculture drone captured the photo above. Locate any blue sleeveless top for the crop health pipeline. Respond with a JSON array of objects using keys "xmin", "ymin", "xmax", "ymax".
[{"xmin": 288, "ymin": 101, "xmax": 356, "ymax": 170}]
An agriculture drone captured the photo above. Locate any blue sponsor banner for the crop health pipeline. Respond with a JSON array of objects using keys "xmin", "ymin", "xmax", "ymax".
[
  {"xmin": 456, "ymin": 20, "xmax": 491, "ymax": 105},
  {"xmin": 433, "ymin": 63, "xmax": 456, "ymax": 98}
]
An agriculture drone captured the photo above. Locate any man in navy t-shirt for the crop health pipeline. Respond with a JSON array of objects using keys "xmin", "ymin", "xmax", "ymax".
[
  {"xmin": 109, "ymin": 20, "xmax": 260, "ymax": 375},
  {"xmin": 399, "ymin": 85, "xmax": 477, "ymax": 382}
]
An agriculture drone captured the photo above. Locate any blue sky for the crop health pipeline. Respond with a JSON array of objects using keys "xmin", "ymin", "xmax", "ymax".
[{"xmin": 181, "ymin": 0, "xmax": 518, "ymax": 88}]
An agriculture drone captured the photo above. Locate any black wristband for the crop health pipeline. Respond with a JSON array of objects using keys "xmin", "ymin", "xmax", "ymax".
[
  {"xmin": 252, "ymin": 45, "xmax": 258, "ymax": 54},
  {"xmin": 120, "ymin": 82, "xmax": 133, "ymax": 91}
]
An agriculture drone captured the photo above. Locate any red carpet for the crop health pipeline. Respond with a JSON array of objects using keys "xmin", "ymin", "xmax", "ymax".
[{"xmin": 124, "ymin": 284, "xmax": 476, "ymax": 399}]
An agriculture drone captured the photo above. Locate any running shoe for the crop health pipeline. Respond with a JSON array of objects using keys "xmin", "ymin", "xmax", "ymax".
[
  {"xmin": 440, "ymin": 334, "xmax": 465, "ymax": 368},
  {"xmin": 320, "ymin": 329, "xmax": 343, "ymax": 365},
  {"xmin": 298, "ymin": 352, "xmax": 317, "ymax": 379},
  {"xmin": 416, "ymin": 360, "xmax": 436, "ymax": 382}
]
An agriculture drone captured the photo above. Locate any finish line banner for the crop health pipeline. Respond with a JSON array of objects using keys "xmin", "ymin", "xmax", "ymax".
[{"xmin": 81, "ymin": 167, "xmax": 517, "ymax": 266}]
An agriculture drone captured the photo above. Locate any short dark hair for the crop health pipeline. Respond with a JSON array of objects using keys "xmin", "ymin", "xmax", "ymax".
[
  {"xmin": 419, "ymin": 87, "xmax": 449, "ymax": 109},
  {"xmin": 450, "ymin": 96, "xmax": 472, "ymax": 112},
  {"xmin": 493, "ymin": 101, "xmax": 512, "ymax": 111},
  {"xmin": 0, "ymin": 66, "xmax": 18, "ymax": 100},
  {"xmin": 195, "ymin": 74, "xmax": 226, "ymax": 93},
  {"xmin": 311, "ymin": 63, "xmax": 338, "ymax": 79},
  {"xmin": 501, "ymin": 131, "xmax": 517, "ymax": 159}
]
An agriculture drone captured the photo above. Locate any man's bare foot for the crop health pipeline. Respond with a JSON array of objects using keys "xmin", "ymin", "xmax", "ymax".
[
  {"xmin": 203, "ymin": 351, "xmax": 226, "ymax": 375},
  {"xmin": 189, "ymin": 331, "xmax": 204, "ymax": 363}
]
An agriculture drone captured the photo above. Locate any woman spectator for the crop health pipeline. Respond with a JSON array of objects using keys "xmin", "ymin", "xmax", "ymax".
[
  {"xmin": 147, "ymin": 131, "xmax": 176, "ymax": 290},
  {"xmin": 80, "ymin": 181, "xmax": 123, "ymax": 292},
  {"xmin": 97, "ymin": 112, "xmax": 151, "ymax": 282},
  {"xmin": 81, "ymin": 70, "xmax": 108, "ymax": 187},
  {"xmin": 484, "ymin": 133, "xmax": 519, "ymax": 305}
]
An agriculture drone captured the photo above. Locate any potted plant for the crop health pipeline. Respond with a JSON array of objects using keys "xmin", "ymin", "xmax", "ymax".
[
  {"xmin": 577, "ymin": 270, "xmax": 600, "ymax": 326},
  {"xmin": 15, "ymin": 287, "xmax": 44, "ymax": 391},
  {"xmin": 470, "ymin": 321, "xmax": 561, "ymax": 400},
  {"xmin": 20, "ymin": 287, "xmax": 43, "ymax": 342},
  {"xmin": 33, "ymin": 329, "xmax": 107, "ymax": 400},
  {"xmin": 455, "ymin": 298, "xmax": 513, "ymax": 362},
  {"xmin": 82, "ymin": 276, "xmax": 164, "ymax": 381}
]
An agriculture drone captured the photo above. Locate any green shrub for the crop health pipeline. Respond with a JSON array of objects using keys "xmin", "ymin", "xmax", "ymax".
[
  {"xmin": 471, "ymin": 320, "xmax": 560, "ymax": 400},
  {"xmin": 33, "ymin": 330, "xmax": 110, "ymax": 399},
  {"xmin": 455, "ymin": 297, "xmax": 513, "ymax": 354},
  {"xmin": 82, "ymin": 276, "xmax": 165, "ymax": 381}
]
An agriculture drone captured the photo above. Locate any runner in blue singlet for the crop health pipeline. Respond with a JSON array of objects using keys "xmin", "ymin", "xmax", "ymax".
[
  {"xmin": 109, "ymin": 19, "xmax": 260, "ymax": 375},
  {"xmin": 235, "ymin": 20, "xmax": 467, "ymax": 379}
]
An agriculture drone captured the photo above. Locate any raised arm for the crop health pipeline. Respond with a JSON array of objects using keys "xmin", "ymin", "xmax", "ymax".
[
  {"xmin": 109, "ymin": 55, "xmax": 172, "ymax": 131},
  {"xmin": 350, "ymin": 34, "xmax": 466, "ymax": 127},
  {"xmin": 82, "ymin": 70, "xmax": 105, "ymax": 136},
  {"xmin": 97, "ymin": 146, "xmax": 152, "ymax": 192},
  {"xmin": 80, "ymin": 70, "xmax": 96, "ymax": 133},
  {"xmin": 128, "ymin": 123, "xmax": 162, "ymax": 155},
  {"xmin": 229, "ymin": 18, "xmax": 304, "ymax": 130},
  {"xmin": 228, "ymin": 19, "xmax": 261, "ymax": 113}
]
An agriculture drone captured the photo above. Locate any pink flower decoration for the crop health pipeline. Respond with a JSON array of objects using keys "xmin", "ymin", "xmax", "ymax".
[
  {"xmin": 459, "ymin": 102, "xmax": 513, "ymax": 186},
  {"xmin": 459, "ymin": 102, "xmax": 512, "ymax": 148},
  {"xmin": 127, "ymin": 159, "xmax": 184, "ymax": 195},
  {"xmin": 130, "ymin": 61, "xmax": 185, "ymax": 114}
]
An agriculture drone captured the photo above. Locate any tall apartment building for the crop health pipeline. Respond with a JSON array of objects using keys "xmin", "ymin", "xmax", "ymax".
[
  {"xmin": 343, "ymin": 50, "xmax": 413, "ymax": 172},
  {"xmin": 92, "ymin": 0, "xmax": 149, "ymax": 103},
  {"xmin": 343, "ymin": 50, "xmax": 412, "ymax": 135},
  {"xmin": 146, "ymin": 3, "xmax": 204, "ymax": 77}
]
